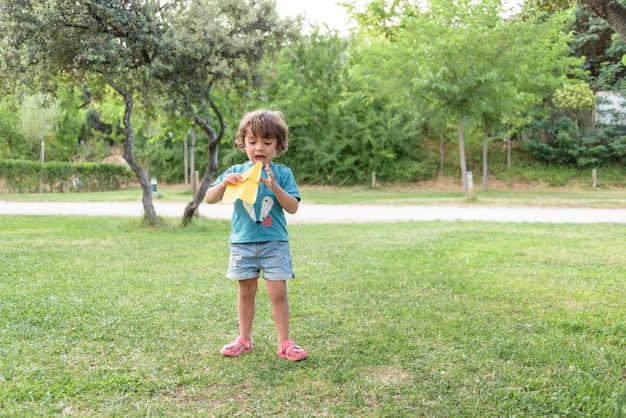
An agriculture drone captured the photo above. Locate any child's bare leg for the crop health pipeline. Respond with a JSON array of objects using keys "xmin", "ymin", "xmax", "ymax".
[
  {"xmin": 238, "ymin": 278, "xmax": 258, "ymax": 341},
  {"xmin": 266, "ymin": 280, "xmax": 289, "ymax": 344}
]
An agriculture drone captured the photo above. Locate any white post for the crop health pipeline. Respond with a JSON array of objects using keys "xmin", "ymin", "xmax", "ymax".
[
  {"xmin": 151, "ymin": 176, "xmax": 158, "ymax": 197},
  {"xmin": 592, "ymin": 169, "xmax": 597, "ymax": 189},
  {"xmin": 467, "ymin": 171, "xmax": 474, "ymax": 199},
  {"xmin": 371, "ymin": 172, "xmax": 377, "ymax": 188}
]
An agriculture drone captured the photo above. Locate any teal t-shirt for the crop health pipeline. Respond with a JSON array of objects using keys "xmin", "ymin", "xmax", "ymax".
[{"xmin": 212, "ymin": 162, "xmax": 300, "ymax": 243}]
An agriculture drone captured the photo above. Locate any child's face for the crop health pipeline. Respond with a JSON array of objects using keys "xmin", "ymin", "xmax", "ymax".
[{"xmin": 244, "ymin": 127, "xmax": 278, "ymax": 165}]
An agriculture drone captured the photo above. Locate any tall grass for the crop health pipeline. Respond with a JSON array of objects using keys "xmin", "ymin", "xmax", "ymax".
[{"xmin": 1, "ymin": 216, "xmax": 625, "ymax": 416}]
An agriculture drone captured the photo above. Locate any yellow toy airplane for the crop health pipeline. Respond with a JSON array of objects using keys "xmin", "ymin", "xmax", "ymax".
[{"xmin": 221, "ymin": 161, "xmax": 263, "ymax": 204}]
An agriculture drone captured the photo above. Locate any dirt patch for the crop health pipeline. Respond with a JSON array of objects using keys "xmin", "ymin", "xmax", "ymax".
[
  {"xmin": 365, "ymin": 365, "xmax": 410, "ymax": 386},
  {"xmin": 100, "ymin": 155, "xmax": 130, "ymax": 168}
]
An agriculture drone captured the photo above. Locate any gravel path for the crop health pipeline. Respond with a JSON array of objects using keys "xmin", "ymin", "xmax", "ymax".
[{"xmin": 1, "ymin": 200, "xmax": 625, "ymax": 223}]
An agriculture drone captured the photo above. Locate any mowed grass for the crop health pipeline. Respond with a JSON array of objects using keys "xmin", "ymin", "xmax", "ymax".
[
  {"xmin": 1, "ymin": 215, "xmax": 625, "ymax": 417},
  {"xmin": 3, "ymin": 183, "xmax": 626, "ymax": 207}
]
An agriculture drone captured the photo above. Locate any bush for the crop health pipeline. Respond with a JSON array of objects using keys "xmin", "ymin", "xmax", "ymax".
[
  {"xmin": 524, "ymin": 115, "xmax": 626, "ymax": 168},
  {"xmin": 0, "ymin": 159, "xmax": 134, "ymax": 193}
]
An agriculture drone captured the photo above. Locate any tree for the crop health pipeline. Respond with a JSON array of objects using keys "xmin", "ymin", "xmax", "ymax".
[
  {"xmin": 263, "ymin": 26, "xmax": 435, "ymax": 185},
  {"xmin": 1, "ymin": 0, "xmax": 169, "ymax": 221},
  {"xmin": 569, "ymin": 6, "xmax": 624, "ymax": 87},
  {"xmin": 348, "ymin": 0, "xmax": 577, "ymax": 193},
  {"xmin": 153, "ymin": 0, "xmax": 298, "ymax": 225},
  {"xmin": 579, "ymin": 0, "xmax": 626, "ymax": 44},
  {"xmin": 552, "ymin": 80, "xmax": 595, "ymax": 146},
  {"xmin": 472, "ymin": 13, "xmax": 582, "ymax": 190},
  {"xmin": 0, "ymin": 100, "xmax": 23, "ymax": 159},
  {"xmin": 534, "ymin": 0, "xmax": 626, "ymax": 51}
]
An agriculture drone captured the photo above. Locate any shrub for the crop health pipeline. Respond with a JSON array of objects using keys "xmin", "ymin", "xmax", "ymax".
[{"xmin": 0, "ymin": 159, "xmax": 134, "ymax": 193}]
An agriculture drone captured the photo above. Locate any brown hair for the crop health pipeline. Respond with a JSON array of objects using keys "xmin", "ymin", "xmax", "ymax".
[{"xmin": 234, "ymin": 109, "xmax": 289, "ymax": 156}]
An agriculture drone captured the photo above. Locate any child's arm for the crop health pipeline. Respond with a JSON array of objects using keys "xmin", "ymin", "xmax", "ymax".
[
  {"xmin": 204, "ymin": 182, "xmax": 226, "ymax": 204},
  {"xmin": 261, "ymin": 164, "xmax": 299, "ymax": 214},
  {"xmin": 271, "ymin": 184, "xmax": 299, "ymax": 214}
]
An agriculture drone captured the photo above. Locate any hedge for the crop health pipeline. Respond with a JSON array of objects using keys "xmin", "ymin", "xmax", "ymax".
[{"xmin": 0, "ymin": 159, "xmax": 135, "ymax": 193}]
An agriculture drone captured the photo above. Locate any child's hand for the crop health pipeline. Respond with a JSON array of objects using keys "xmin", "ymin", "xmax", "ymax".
[
  {"xmin": 222, "ymin": 173, "xmax": 243, "ymax": 187},
  {"xmin": 260, "ymin": 163, "xmax": 299, "ymax": 214},
  {"xmin": 260, "ymin": 164, "xmax": 278, "ymax": 192}
]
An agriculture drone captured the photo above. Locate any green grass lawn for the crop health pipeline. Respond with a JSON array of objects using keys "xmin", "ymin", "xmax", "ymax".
[{"xmin": 1, "ymin": 215, "xmax": 625, "ymax": 416}]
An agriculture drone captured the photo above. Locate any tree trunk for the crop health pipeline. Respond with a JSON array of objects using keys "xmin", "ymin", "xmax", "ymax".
[
  {"xmin": 190, "ymin": 127, "xmax": 196, "ymax": 187},
  {"xmin": 182, "ymin": 99, "xmax": 225, "ymax": 226},
  {"xmin": 458, "ymin": 120, "xmax": 468, "ymax": 194},
  {"xmin": 109, "ymin": 80, "xmax": 157, "ymax": 223},
  {"xmin": 507, "ymin": 137, "xmax": 511, "ymax": 171},
  {"xmin": 183, "ymin": 132, "xmax": 188, "ymax": 190},
  {"xmin": 440, "ymin": 131, "xmax": 444, "ymax": 174},
  {"xmin": 482, "ymin": 129, "xmax": 489, "ymax": 191},
  {"xmin": 583, "ymin": 0, "xmax": 626, "ymax": 43}
]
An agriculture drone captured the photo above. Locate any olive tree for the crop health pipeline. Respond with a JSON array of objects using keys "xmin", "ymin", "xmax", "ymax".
[
  {"xmin": 1, "ymin": 0, "xmax": 169, "ymax": 221},
  {"xmin": 155, "ymin": 0, "xmax": 298, "ymax": 224}
]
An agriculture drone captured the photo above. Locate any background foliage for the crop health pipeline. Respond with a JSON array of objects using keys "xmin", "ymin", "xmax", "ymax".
[{"xmin": 2, "ymin": 0, "xmax": 626, "ymax": 189}]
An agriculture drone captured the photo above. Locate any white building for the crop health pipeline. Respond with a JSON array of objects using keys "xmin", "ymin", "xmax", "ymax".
[{"xmin": 593, "ymin": 91, "xmax": 626, "ymax": 126}]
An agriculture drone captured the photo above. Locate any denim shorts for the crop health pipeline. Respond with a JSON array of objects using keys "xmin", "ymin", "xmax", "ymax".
[{"xmin": 227, "ymin": 241, "xmax": 294, "ymax": 281}]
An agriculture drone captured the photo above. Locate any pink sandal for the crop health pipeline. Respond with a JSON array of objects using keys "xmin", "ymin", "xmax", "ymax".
[
  {"xmin": 278, "ymin": 340, "xmax": 308, "ymax": 361},
  {"xmin": 220, "ymin": 336, "xmax": 253, "ymax": 357}
]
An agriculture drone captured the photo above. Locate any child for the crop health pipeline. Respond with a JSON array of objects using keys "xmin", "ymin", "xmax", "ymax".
[{"xmin": 205, "ymin": 109, "xmax": 308, "ymax": 361}]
